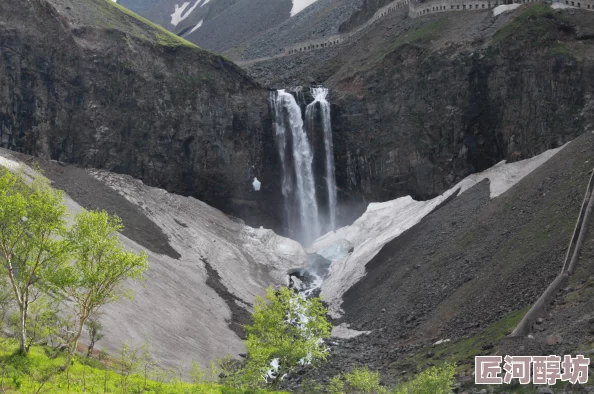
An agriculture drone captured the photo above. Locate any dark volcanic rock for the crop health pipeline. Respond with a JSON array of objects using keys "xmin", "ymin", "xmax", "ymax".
[
  {"xmin": 246, "ymin": 7, "xmax": 594, "ymax": 207},
  {"xmin": 308, "ymin": 132, "xmax": 594, "ymax": 384},
  {"xmin": 0, "ymin": 0, "xmax": 283, "ymax": 230},
  {"xmin": 329, "ymin": 9, "xmax": 594, "ymax": 203}
]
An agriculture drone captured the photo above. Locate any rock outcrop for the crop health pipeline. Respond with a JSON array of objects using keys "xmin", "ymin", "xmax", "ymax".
[{"xmin": 0, "ymin": 0, "xmax": 281, "ymax": 230}]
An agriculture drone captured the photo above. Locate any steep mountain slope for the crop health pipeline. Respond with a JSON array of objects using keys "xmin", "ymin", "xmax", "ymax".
[
  {"xmin": 245, "ymin": 4, "xmax": 594, "ymax": 208},
  {"xmin": 338, "ymin": 0, "xmax": 395, "ymax": 33},
  {"xmin": 0, "ymin": 147, "xmax": 307, "ymax": 370},
  {"xmin": 181, "ymin": 0, "xmax": 292, "ymax": 53},
  {"xmin": 298, "ymin": 132, "xmax": 594, "ymax": 387},
  {"xmin": 0, "ymin": 0, "xmax": 283, "ymax": 231},
  {"xmin": 223, "ymin": 0, "xmax": 363, "ymax": 60},
  {"xmin": 118, "ymin": 0, "xmax": 293, "ymax": 53},
  {"xmin": 117, "ymin": 0, "xmax": 365, "ymax": 57}
]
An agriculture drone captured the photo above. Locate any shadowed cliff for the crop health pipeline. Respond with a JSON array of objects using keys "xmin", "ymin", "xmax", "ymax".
[{"xmin": 0, "ymin": 0, "xmax": 283, "ymax": 230}]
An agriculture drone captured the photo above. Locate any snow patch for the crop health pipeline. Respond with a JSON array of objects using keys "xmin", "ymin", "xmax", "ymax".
[
  {"xmin": 171, "ymin": 0, "xmax": 202, "ymax": 27},
  {"xmin": 320, "ymin": 145, "xmax": 566, "ymax": 317},
  {"xmin": 493, "ymin": 3, "xmax": 521, "ymax": 16},
  {"xmin": 265, "ymin": 358, "xmax": 280, "ymax": 381},
  {"xmin": 331, "ymin": 323, "xmax": 370, "ymax": 339},
  {"xmin": 291, "ymin": 0, "xmax": 320, "ymax": 16},
  {"xmin": 551, "ymin": 2, "xmax": 574, "ymax": 8},
  {"xmin": 0, "ymin": 155, "xmax": 21, "ymax": 171},
  {"xmin": 252, "ymin": 177, "xmax": 261, "ymax": 191},
  {"xmin": 189, "ymin": 19, "xmax": 203, "ymax": 34},
  {"xmin": 314, "ymin": 238, "xmax": 353, "ymax": 262}
]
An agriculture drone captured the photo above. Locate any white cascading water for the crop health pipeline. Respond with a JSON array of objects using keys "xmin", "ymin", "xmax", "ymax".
[
  {"xmin": 272, "ymin": 90, "xmax": 321, "ymax": 245},
  {"xmin": 306, "ymin": 87, "xmax": 338, "ymax": 232}
]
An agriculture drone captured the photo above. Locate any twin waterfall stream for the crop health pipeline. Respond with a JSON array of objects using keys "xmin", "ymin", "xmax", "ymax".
[{"xmin": 272, "ymin": 87, "xmax": 338, "ymax": 295}]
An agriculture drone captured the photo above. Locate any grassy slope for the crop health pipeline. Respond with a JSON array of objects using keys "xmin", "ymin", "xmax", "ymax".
[
  {"xmin": 70, "ymin": 0, "xmax": 211, "ymax": 52},
  {"xmin": 105, "ymin": 0, "xmax": 201, "ymax": 49},
  {"xmin": 0, "ymin": 339, "xmax": 280, "ymax": 393}
]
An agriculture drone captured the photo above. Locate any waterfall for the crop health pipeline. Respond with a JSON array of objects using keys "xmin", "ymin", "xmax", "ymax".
[
  {"xmin": 272, "ymin": 90, "xmax": 321, "ymax": 245},
  {"xmin": 306, "ymin": 87, "xmax": 338, "ymax": 232}
]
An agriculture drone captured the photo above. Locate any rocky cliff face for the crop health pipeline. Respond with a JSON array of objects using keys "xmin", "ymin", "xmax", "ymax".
[
  {"xmin": 119, "ymin": 0, "xmax": 294, "ymax": 54},
  {"xmin": 331, "ymin": 8, "xmax": 594, "ymax": 202},
  {"xmin": 0, "ymin": 0, "xmax": 282, "ymax": 229},
  {"xmin": 244, "ymin": 6, "xmax": 594, "ymax": 206},
  {"xmin": 331, "ymin": 6, "xmax": 594, "ymax": 204}
]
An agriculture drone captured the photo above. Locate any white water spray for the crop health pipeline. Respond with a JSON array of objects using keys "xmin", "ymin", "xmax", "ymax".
[
  {"xmin": 272, "ymin": 90, "xmax": 321, "ymax": 245},
  {"xmin": 306, "ymin": 87, "xmax": 338, "ymax": 232}
]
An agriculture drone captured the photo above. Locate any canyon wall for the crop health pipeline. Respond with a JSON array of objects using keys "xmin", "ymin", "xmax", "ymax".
[
  {"xmin": 0, "ymin": 0, "xmax": 283, "ymax": 229},
  {"xmin": 328, "ymin": 6, "xmax": 594, "ymax": 202}
]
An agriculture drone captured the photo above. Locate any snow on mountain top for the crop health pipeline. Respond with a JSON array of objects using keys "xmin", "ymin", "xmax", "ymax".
[
  {"xmin": 291, "ymin": 0, "xmax": 320, "ymax": 16},
  {"xmin": 189, "ymin": 19, "xmax": 204, "ymax": 34},
  {"xmin": 171, "ymin": 0, "xmax": 202, "ymax": 26}
]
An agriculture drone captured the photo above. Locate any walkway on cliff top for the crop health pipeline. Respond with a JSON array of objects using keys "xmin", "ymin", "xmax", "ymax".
[{"xmin": 234, "ymin": 0, "xmax": 408, "ymax": 67}]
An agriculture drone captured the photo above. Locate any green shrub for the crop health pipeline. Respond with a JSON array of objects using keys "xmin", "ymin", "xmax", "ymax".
[
  {"xmin": 394, "ymin": 363, "xmax": 455, "ymax": 394},
  {"xmin": 244, "ymin": 287, "xmax": 332, "ymax": 388},
  {"xmin": 329, "ymin": 366, "xmax": 388, "ymax": 394},
  {"xmin": 0, "ymin": 339, "xmax": 284, "ymax": 393}
]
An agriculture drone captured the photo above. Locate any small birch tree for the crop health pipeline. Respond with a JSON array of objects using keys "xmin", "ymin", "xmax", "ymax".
[
  {"xmin": 60, "ymin": 210, "xmax": 148, "ymax": 369},
  {"xmin": 0, "ymin": 170, "xmax": 69, "ymax": 354}
]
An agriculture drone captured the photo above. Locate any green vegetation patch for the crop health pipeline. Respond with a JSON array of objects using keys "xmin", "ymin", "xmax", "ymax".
[
  {"xmin": 393, "ymin": 19, "xmax": 448, "ymax": 47},
  {"xmin": 0, "ymin": 339, "xmax": 280, "ymax": 393},
  {"xmin": 393, "ymin": 308, "xmax": 529, "ymax": 374},
  {"xmin": 367, "ymin": 18, "xmax": 448, "ymax": 67},
  {"xmin": 493, "ymin": 3, "xmax": 566, "ymax": 44}
]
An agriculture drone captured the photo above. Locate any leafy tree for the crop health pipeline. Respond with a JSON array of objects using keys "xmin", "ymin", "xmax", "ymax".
[
  {"xmin": 138, "ymin": 341, "xmax": 156, "ymax": 390},
  {"xmin": 393, "ymin": 363, "xmax": 456, "ymax": 394},
  {"xmin": 0, "ymin": 276, "xmax": 14, "ymax": 325},
  {"xmin": 9, "ymin": 295, "xmax": 65, "ymax": 350},
  {"xmin": 190, "ymin": 361, "xmax": 205, "ymax": 385},
  {"xmin": 212, "ymin": 356, "xmax": 247, "ymax": 389},
  {"xmin": 59, "ymin": 210, "xmax": 148, "ymax": 369},
  {"xmin": 244, "ymin": 287, "xmax": 332, "ymax": 388},
  {"xmin": 0, "ymin": 170, "xmax": 69, "ymax": 354},
  {"xmin": 118, "ymin": 342, "xmax": 141, "ymax": 393}
]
